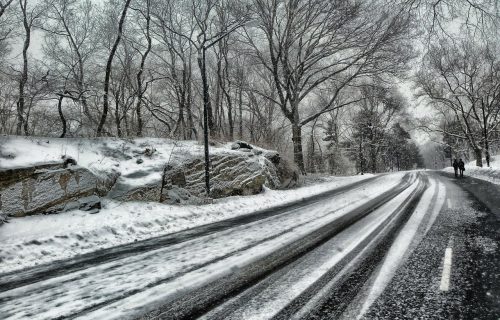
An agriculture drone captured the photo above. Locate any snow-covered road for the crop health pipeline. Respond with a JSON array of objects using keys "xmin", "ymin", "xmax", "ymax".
[
  {"xmin": 200, "ymin": 178, "xmax": 424, "ymax": 320},
  {"xmin": 1, "ymin": 172, "xmax": 416, "ymax": 320}
]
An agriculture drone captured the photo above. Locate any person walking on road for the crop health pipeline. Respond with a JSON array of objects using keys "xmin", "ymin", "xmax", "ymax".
[
  {"xmin": 458, "ymin": 158, "xmax": 465, "ymax": 177},
  {"xmin": 453, "ymin": 159, "xmax": 459, "ymax": 177}
]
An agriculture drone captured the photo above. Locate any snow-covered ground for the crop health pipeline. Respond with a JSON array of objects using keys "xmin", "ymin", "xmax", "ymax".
[
  {"xmin": 443, "ymin": 155, "xmax": 500, "ymax": 185},
  {"xmin": 0, "ymin": 169, "xmax": 373, "ymax": 275}
]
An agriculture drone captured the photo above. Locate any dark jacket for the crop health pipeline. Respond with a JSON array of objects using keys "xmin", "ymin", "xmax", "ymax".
[
  {"xmin": 453, "ymin": 160, "xmax": 459, "ymax": 169},
  {"xmin": 458, "ymin": 160, "xmax": 465, "ymax": 170}
]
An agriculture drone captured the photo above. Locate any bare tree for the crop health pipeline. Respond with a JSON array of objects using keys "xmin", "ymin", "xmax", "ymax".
[
  {"xmin": 0, "ymin": 0, "xmax": 15, "ymax": 56},
  {"xmin": 355, "ymin": 85, "xmax": 406, "ymax": 173},
  {"xmin": 16, "ymin": 0, "xmax": 45, "ymax": 135},
  {"xmin": 42, "ymin": 0, "xmax": 98, "ymax": 135},
  {"xmin": 157, "ymin": 0, "xmax": 252, "ymax": 194},
  {"xmin": 416, "ymin": 39, "xmax": 500, "ymax": 167},
  {"xmin": 248, "ymin": 0, "xmax": 413, "ymax": 173},
  {"xmin": 96, "ymin": 0, "xmax": 133, "ymax": 137},
  {"xmin": 151, "ymin": 0, "xmax": 197, "ymax": 139},
  {"xmin": 129, "ymin": 0, "xmax": 152, "ymax": 137},
  {"xmin": 0, "ymin": 0, "xmax": 13, "ymax": 18}
]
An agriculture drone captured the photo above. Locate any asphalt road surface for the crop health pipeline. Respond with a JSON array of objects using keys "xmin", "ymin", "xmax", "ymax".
[{"xmin": 1, "ymin": 170, "xmax": 499, "ymax": 320}]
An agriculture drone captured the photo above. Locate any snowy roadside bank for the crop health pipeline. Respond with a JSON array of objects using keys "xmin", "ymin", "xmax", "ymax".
[
  {"xmin": 0, "ymin": 174, "xmax": 373, "ymax": 274},
  {"xmin": 443, "ymin": 156, "xmax": 500, "ymax": 185}
]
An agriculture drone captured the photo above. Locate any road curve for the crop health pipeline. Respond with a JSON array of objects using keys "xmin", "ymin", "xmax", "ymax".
[{"xmin": 0, "ymin": 173, "xmax": 416, "ymax": 320}]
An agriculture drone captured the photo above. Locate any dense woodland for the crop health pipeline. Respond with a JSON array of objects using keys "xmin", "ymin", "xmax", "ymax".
[{"xmin": 0, "ymin": 0, "xmax": 498, "ymax": 174}]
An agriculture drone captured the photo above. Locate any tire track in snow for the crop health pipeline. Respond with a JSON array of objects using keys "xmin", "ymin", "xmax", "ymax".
[
  {"xmin": 352, "ymin": 176, "xmax": 446, "ymax": 320},
  {"xmin": 199, "ymin": 178, "xmax": 425, "ymax": 320}
]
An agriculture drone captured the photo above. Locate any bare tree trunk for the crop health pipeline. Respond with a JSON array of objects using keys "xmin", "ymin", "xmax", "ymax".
[
  {"xmin": 359, "ymin": 136, "xmax": 365, "ymax": 175},
  {"xmin": 17, "ymin": 0, "xmax": 31, "ymax": 135},
  {"xmin": 198, "ymin": 48, "xmax": 211, "ymax": 195},
  {"xmin": 135, "ymin": 0, "xmax": 151, "ymax": 137},
  {"xmin": 307, "ymin": 129, "xmax": 315, "ymax": 173},
  {"xmin": 57, "ymin": 95, "xmax": 67, "ymax": 138},
  {"xmin": 483, "ymin": 113, "xmax": 491, "ymax": 167},
  {"xmin": 186, "ymin": 80, "xmax": 196, "ymax": 139},
  {"xmin": 292, "ymin": 123, "xmax": 306, "ymax": 175},
  {"xmin": 23, "ymin": 100, "xmax": 31, "ymax": 135},
  {"xmin": 114, "ymin": 90, "xmax": 122, "ymax": 137},
  {"xmin": 474, "ymin": 148, "xmax": 483, "ymax": 167},
  {"xmin": 485, "ymin": 139, "xmax": 490, "ymax": 167},
  {"xmin": 370, "ymin": 145, "xmax": 377, "ymax": 173},
  {"xmin": 238, "ymin": 85, "xmax": 243, "ymax": 139},
  {"xmin": 214, "ymin": 56, "xmax": 222, "ymax": 137},
  {"xmin": 174, "ymin": 103, "xmax": 185, "ymax": 139},
  {"xmin": 221, "ymin": 46, "xmax": 234, "ymax": 140},
  {"xmin": 97, "ymin": 0, "xmax": 132, "ymax": 137}
]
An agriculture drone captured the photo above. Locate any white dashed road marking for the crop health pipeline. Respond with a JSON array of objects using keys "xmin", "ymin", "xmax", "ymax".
[
  {"xmin": 447, "ymin": 198, "xmax": 452, "ymax": 209},
  {"xmin": 440, "ymin": 239, "xmax": 454, "ymax": 292}
]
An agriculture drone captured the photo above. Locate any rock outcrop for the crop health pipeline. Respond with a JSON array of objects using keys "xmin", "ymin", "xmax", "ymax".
[
  {"xmin": 160, "ymin": 148, "xmax": 298, "ymax": 200},
  {"xmin": 0, "ymin": 162, "xmax": 100, "ymax": 217},
  {"xmin": 275, "ymin": 156, "xmax": 300, "ymax": 189},
  {"xmin": 111, "ymin": 148, "xmax": 298, "ymax": 205},
  {"xmin": 166, "ymin": 153, "xmax": 271, "ymax": 199},
  {"xmin": 230, "ymin": 140, "xmax": 253, "ymax": 150},
  {"xmin": 0, "ymin": 140, "xmax": 300, "ymax": 221}
]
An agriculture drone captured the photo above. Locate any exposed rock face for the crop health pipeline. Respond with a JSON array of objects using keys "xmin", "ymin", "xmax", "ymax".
[
  {"xmin": 275, "ymin": 157, "xmax": 300, "ymax": 189},
  {"xmin": 231, "ymin": 140, "xmax": 253, "ymax": 150},
  {"xmin": 62, "ymin": 195, "xmax": 102, "ymax": 214},
  {"xmin": 263, "ymin": 151, "xmax": 280, "ymax": 165},
  {"xmin": 0, "ymin": 163, "xmax": 99, "ymax": 217},
  {"xmin": 96, "ymin": 170, "xmax": 121, "ymax": 196},
  {"xmin": 0, "ymin": 141, "xmax": 300, "ymax": 221},
  {"xmin": 108, "ymin": 180, "xmax": 162, "ymax": 202},
  {"xmin": 108, "ymin": 153, "xmax": 270, "ymax": 203},
  {"xmin": 162, "ymin": 153, "xmax": 271, "ymax": 200},
  {"xmin": 210, "ymin": 155, "xmax": 267, "ymax": 197}
]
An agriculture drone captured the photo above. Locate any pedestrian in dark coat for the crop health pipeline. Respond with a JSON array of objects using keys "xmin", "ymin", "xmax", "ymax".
[
  {"xmin": 458, "ymin": 159, "xmax": 465, "ymax": 177},
  {"xmin": 453, "ymin": 159, "xmax": 459, "ymax": 177}
]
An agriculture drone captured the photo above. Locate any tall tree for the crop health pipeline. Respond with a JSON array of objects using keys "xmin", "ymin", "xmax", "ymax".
[
  {"xmin": 130, "ymin": 0, "xmax": 152, "ymax": 137},
  {"xmin": 16, "ymin": 0, "xmax": 44, "ymax": 135},
  {"xmin": 42, "ymin": 0, "xmax": 98, "ymax": 135},
  {"xmin": 249, "ymin": 0, "xmax": 413, "ymax": 173},
  {"xmin": 416, "ymin": 39, "xmax": 500, "ymax": 167},
  {"xmin": 0, "ymin": 0, "xmax": 14, "ymax": 58},
  {"xmin": 96, "ymin": 0, "xmax": 133, "ymax": 137},
  {"xmin": 159, "ymin": 0, "xmax": 251, "ymax": 194}
]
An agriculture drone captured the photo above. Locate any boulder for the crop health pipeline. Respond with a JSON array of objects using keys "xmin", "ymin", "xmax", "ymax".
[
  {"xmin": 96, "ymin": 170, "xmax": 121, "ymax": 196},
  {"xmin": 263, "ymin": 151, "xmax": 280, "ymax": 164},
  {"xmin": 163, "ymin": 185, "xmax": 204, "ymax": 205},
  {"xmin": 275, "ymin": 157, "xmax": 300, "ymax": 189},
  {"xmin": 210, "ymin": 157, "xmax": 265, "ymax": 197},
  {"xmin": 108, "ymin": 180, "xmax": 162, "ymax": 202},
  {"xmin": 161, "ymin": 153, "xmax": 276, "ymax": 200},
  {"xmin": 158, "ymin": 152, "xmax": 298, "ymax": 200},
  {"xmin": 0, "ymin": 162, "xmax": 99, "ymax": 217},
  {"xmin": 252, "ymin": 149, "xmax": 263, "ymax": 156},
  {"xmin": 62, "ymin": 195, "xmax": 101, "ymax": 214},
  {"xmin": 231, "ymin": 140, "xmax": 253, "ymax": 150}
]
